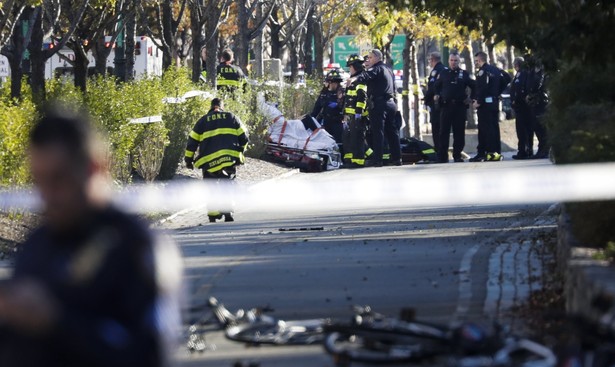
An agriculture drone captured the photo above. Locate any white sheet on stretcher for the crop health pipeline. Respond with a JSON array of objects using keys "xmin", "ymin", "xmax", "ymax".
[{"xmin": 257, "ymin": 94, "xmax": 339, "ymax": 152}]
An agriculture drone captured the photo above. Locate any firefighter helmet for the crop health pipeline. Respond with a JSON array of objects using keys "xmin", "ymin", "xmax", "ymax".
[
  {"xmin": 325, "ymin": 69, "xmax": 343, "ymax": 82},
  {"xmin": 346, "ymin": 54, "xmax": 363, "ymax": 67}
]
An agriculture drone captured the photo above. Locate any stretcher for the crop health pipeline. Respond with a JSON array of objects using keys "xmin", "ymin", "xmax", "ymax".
[{"xmin": 258, "ymin": 94, "xmax": 342, "ymax": 172}]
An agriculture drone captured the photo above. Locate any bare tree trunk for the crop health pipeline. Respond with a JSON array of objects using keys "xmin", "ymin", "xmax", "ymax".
[
  {"xmin": 505, "ymin": 42, "xmax": 514, "ymax": 70},
  {"xmin": 73, "ymin": 44, "xmax": 89, "ymax": 92},
  {"xmin": 462, "ymin": 38, "xmax": 478, "ymax": 129},
  {"xmin": 313, "ymin": 18, "xmax": 323, "ymax": 79},
  {"xmin": 303, "ymin": 4, "xmax": 314, "ymax": 75},
  {"xmin": 253, "ymin": 5, "xmax": 264, "ymax": 78},
  {"xmin": 409, "ymin": 38, "xmax": 421, "ymax": 139},
  {"xmin": 205, "ymin": 21, "xmax": 218, "ymax": 87},
  {"xmin": 160, "ymin": 0, "xmax": 174, "ymax": 69},
  {"xmin": 402, "ymin": 33, "xmax": 411, "ymax": 138},
  {"xmin": 190, "ymin": 4, "xmax": 203, "ymax": 83},
  {"xmin": 124, "ymin": 5, "xmax": 136, "ymax": 81},
  {"xmin": 485, "ymin": 36, "xmax": 496, "ymax": 65},
  {"xmin": 269, "ymin": 7, "xmax": 282, "ymax": 59},
  {"xmin": 235, "ymin": 0, "xmax": 249, "ymax": 72},
  {"xmin": 289, "ymin": 40, "xmax": 299, "ymax": 82},
  {"xmin": 93, "ymin": 39, "xmax": 109, "ymax": 76},
  {"xmin": 28, "ymin": 6, "xmax": 45, "ymax": 103},
  {"xmin": 5, "ymin": 20, "xmax": 24, "ymax": 100}
]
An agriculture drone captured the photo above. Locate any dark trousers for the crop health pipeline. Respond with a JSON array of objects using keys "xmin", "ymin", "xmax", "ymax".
[
  {"xmin": 324, "ymin": 120, "xmax": 344, "ymax": 155},
  {"xmin": 203, "ymin": 167, "xmax": 236, "ymax": 217},
  {"xmin": 342, "ymin": 115, "xmax": 367, "ymax": 163},
  {"xmin": 369, "ymin": 99, "xmax": 400, "ymax": 162},
  {"xmin": 476, "ymin": 107, "xmax": 501, "ymax": 155},
  {"xmin": 429, "ymin": 105, "xmax": 441, "ymax": 154},
  {"xmin": 438, "ymin": 103, "xmax": 467, "ymax": 161},
  {"xmin": 529, "ymin": 109, "xmax": 548, "ymax": 154},
  {"xmin": 513, "ymin": 103, "xmax": 534, "ymax": 156}
]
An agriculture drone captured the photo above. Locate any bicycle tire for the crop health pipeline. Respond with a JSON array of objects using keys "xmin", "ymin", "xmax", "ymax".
[
  {"xmin": 324, "ymin": 331, "xmax": 443, "ymax": 364},
  {"xmin": 225, "ymin": 319, "xmax": 325, "ymax": 345}
]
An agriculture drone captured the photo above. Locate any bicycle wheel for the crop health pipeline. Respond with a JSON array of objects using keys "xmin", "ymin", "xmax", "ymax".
[
  {"xmin": 226, "ymin": 320, "xmax": 324, "ymax": 345},
  {"xmin": 324, "ymin": 331, "xmax": 440, "ymax": 364}
]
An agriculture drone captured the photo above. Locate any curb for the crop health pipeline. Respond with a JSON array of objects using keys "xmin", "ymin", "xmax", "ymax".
[
  {"xmin": 557, "ymin": 211, "xmax": 614, "ymax": 322},
  {"xmin": 155, "ymin": 168, "xmax": 301, "ymax": 227}
]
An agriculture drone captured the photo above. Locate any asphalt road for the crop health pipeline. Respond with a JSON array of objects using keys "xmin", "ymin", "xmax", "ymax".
[{"xmin": 173, "ymin": 158, "xmax": 557, "ymax": 367}]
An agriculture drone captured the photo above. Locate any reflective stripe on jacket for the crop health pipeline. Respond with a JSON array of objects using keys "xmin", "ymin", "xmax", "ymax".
[{"xmin": 185, "ymin": 110, "xmax": 249, "ymax": 173}]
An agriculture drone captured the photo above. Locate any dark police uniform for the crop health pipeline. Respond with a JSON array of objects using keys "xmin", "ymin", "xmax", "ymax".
[
  {"xmin": 434, "ymin": 66, "xmax": 476, "ymax": 162},
  {"xmin": 510, "ymin": 67, "xmax": 533, "ymax": 158},
  {"xmin": 475, "ymin": 63, "xmax": 505, "ymax": 158},
  {"xmin": 424, "ymin": 61, "xmax": 446, "ymax": 155},
  {"xmin": 526, "ymin": 67, "xmax": 549, "ymax": 158},
  {"xmin": 310, "ymin": 86, "xmax": 345, "ymax": 145},
  {"xmin": 216, "ymin": 63, "xmax": 245, "ymax": 92},
  {"xmin": 0, "ymin": 206, "xmax": 179, "ymax": 367},
  {"xmin": 342, "ymin": 75, "xmax": 369, "ymax": 166},
  {"xmin": 355, "ymin": 61, "xmax": 400, "ymax": 165}
]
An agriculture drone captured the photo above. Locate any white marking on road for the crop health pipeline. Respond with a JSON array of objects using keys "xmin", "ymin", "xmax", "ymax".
[{"xmin": 454, "ymin": 244, "xmax": 481, "ymax": 321}]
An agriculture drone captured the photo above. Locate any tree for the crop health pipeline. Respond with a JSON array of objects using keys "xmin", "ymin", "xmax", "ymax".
[
  {"xmin": 234, "ymin": 0, "xmax": 275, "ymax": 74},
  {"xmin": 26, "ymin": 0, "xmax": 89, "ymax": 101},
  {"xmin": 0, "ymin": 0, "xmax": 26, "ymax": 49},
  {"xmin": 188, "ymin": 0, "xmax": 231, "ymax": 84},
  {"xmin": 138, "ymin": 0, "xmax": 189, "ymax": 70},
  {"xmin": 310, "ymin": 0, "xmax": 362, "ymax": 78}
]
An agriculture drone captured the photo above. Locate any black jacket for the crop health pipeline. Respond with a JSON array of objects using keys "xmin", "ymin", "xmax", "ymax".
[
  {"xmin": 216, "ymin": 63, "xmax": 245, "ymax": 90},
  {"xmin": 434, "ymin": 67, "xmax": 476, "ymax": 104},
  {"xmin": 185, "ymin": 109, "xmax": 249, "ymax": 173},
  {"xmin": 355, "ymin": 61, "xmax": 396, "ymax": 102},
  {"xmin": 0, "ymin": 207, "xmax": 180, "ymax": 367},
  {"xmin": 424, "ymin": 62, "xmax": 446, "ymax": 108},
  {"xmin": 475, "ymin": 63, "xmax": 503, "ymax": 109},
  {"xmin": 510, "ymin": 69, "xmax": 529, "ymax": 107},
  {"xmin": 311, "ymin": 87, "xmax": 344, "ymax": 124}
]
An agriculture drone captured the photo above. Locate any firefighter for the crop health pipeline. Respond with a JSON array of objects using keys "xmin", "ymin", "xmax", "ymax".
[
  {"xmin": 185, "ymin": 98, "xmax": 249, "ymax": 223},
  {"xmin": 311, "ymin": 69, "xmax": 345, "ymax": 148},
  {"xmin": 342, "ymin": 54, "xmax": 370, "ymax": 168},
  {"xmin": 216, "ymin": 48, "xmax": 246, "ymax": 93},
  {"xmin": 349, "ymin": 49, "xmax": 401, "ymax": 167}
]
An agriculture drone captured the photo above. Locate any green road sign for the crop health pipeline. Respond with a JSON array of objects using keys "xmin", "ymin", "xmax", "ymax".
[{"xmin": 333, "ymin": 35, "xmax": 406, "ymax": 70}]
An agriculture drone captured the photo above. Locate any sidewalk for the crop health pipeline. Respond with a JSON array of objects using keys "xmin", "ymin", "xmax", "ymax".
[{"xmin": 557, "ymin": 212, "xmax": 615, "ymax": 321}]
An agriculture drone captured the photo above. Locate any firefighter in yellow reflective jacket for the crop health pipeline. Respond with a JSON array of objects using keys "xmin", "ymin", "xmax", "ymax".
[
  {"xmin": 342, "ymin": 54, "xmax": 372, "ymax": 168},
  {"xmin": 216, "ymin": 48, "xmax": 246, "ymax": 93},
  {"xmin": 185, "ymin": 98, "xmax": 249, "ymax": 222}
]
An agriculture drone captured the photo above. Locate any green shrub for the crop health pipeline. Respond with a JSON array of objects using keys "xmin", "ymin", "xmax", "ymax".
[
  {"xmin": 0, "ymin": 98, "xmax": 37, "ymax": 186},
  {"xmin": 159, "ymin": 97, "xmax": 208, "ymax": 180},
  {"xmin": 548, "ymin": 62, "xmax": 615, "ymax": 248}
]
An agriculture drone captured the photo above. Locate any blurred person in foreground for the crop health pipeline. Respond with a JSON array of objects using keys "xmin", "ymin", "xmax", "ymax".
[{"xmin": 0, "ymin": 106, "xmax": 183, "ymax": 367}]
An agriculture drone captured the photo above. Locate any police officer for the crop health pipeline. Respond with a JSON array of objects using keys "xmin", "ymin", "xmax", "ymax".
[
  {"xmin": 342, "ymin": 54, "xmax": 369, "ymax": 168},
  {"xmin": 216, "ymin": 48, "xmax": 246, "ymax": 92},
  {"xmin": 510, "ymin": 57, "xmax": 534, "ymax": 159},
  {"xmin": 350, "ymin": 49, "xmax": 401, "ymax": 167},
  {"xmin": 311, "ymin": 69, "xmax": 345, "ymax": 147},
  {"xmin": 0, "ymin": 108, "xmax": 182, "ymax": 367},
  {"xmin": 434, "ymin": 52, "xmax": 476, "ymax": 163},
  {"xmin": 525, "ymin": 57, "xmax": 549, "ymax": 159},
  {"xmin": 471, "ymin": 51, "xmax": 504, "ymax": 162},
  {"xmin": 424, "ymin": 52, "xmax": 446, "ymax": 156},
  {"xmin": 185, "ymin": 98, "xmax": 249, "ymax": 222}
]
